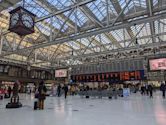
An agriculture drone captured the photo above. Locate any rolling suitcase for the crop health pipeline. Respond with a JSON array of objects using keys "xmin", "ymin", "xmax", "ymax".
[{"xmin": 34, "ymin": 101, "xmax": 38, "ymax": 110}]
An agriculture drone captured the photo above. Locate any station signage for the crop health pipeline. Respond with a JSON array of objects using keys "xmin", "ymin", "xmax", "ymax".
[{"xmin": 71, "ymin": 70, "xmax": 146, "ymax": 83}]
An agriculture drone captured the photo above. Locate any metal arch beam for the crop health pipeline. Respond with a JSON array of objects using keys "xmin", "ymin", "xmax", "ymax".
[
  {"xmin": 74, "ymin": 40, "xmax": 95, "ymax": 52},
  {"xmin": 40, "ymin": 21, "xmax": 60, "ymax": 34},
  {"xmin": 52, "ymin": 41, "xmax": 166, "ymax": 62},
  {"xmin": 35, "ymin": 0, "xmax": 77, "ymax": 30},
  {"xmin": 48, "ymin": 31, "xmax": 166, "ymax": 60},
  {"xmin": 1, "ymin": 12, "xmax": 166, "ymax": 57},
  {"xmin": 37, "ymin": 0, "xmax": 97, "ymax": 51},
  {"xmin": 110, "ymin": 0, "xmax": 134, "ymax": 39},
  {"xmin": 2, "ymin": 31, "xmax": 166, "ymax": 63},
  {"xmin": 76, "ymin": 1, "xmax": 110, "ymax": 50},
  {"xmin": 35, "ymin": 0, "xmax": 91, "ymax": 52},
  {"xmin": 78, "ymin": 0, "xmax": 121, "ymax": 49},
  {"xmin": 35, "ymin": 0, "xmax": 96, "ymax": 22},
  {"xmin": 91, "ymin": 37, "xmax": 107, "ymax": 50},
  {"xmin": 146, "ymin": 0, "xmax": 156, "ymax": 43}
]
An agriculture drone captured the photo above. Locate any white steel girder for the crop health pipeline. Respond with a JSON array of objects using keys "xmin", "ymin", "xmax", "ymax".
[
  {"xmin": 35, "ymin": 0, "xmax": 96, "ymax": 52},
  {"xmin": 51, "ymin": 40, "xmax": 166, "ymax": 62},
  {"xmin": 146, "ymin": 0, "xmax": 156, "ymax": 43},
  {"xmin": 35, "ymin": 0, "xmax": 77, "ymax": 30},
  {"xmin": 110, "ymin": 0, "xmax": 135, "ymax": 39},
  {"xmin": 77, "ymin": 0, "xmax": 121, "ymax": 49},
  {"xmin": 37, "ymin": 0, "xmax": 107, "ymax": 51},
  {"xmin": 1, "ymin": 11, "xmax": 166, "ymax": 57}
]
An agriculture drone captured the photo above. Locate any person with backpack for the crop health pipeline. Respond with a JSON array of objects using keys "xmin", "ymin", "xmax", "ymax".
[{"xmin": 38, "ymin": 81, "xmax": 47, "ymax": 110}]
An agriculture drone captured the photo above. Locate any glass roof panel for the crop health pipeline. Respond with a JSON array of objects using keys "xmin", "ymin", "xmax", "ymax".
[
  {"xmin": 130, "ymin": 23, "xmax": 151, "ymax": 38},
  {"xmin": 23, "ymin": 0, "xmax": 50, "ymax": 18},
  {"xmin": 47, "ymin": 0, "xmax": 73, "ymax": 10},
  {"xmin": 67, "ymin": 41, "xmax": 80, "ymax": 50},
  {"xmin": 36, "ymin": 23, "xmax": 51, "ymax": 36},
  {"xmin": 110, "ymin": 29, "xmax": 130, "ymax": 42},
  {"xmin": 65, "ymin": 9, "xmax": 88, "ymax": 27},
  {"xmin": 153, "ymin": 0, "xmax": 159, "ymax": 6},
  {"xmin": 80, "ymin": 38, "xmax": 91, "ymax": 46},
  {"xmin": 133, "ymin": 0, "xmax": 146, "ymax": 8},
  {"xmin": 87, "ymin": 0, "xmax": 107, "ymax": 21}
]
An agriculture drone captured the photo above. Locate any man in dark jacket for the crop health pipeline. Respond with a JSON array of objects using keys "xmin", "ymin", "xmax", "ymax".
[
  {"xmin": 148, "ymin": 84, "xmax": 153, "ymax": 98},
  {"xmin": 64, "ymin": 84, "xmax": 68, "ymax": 99},
  {"xmin": 38, "ymin": 81, "xmax": 47, "ymax": 110},
  {"xmin": 160, "ymin": 83, "xmax": 166, "ymax": 99},
  {"xmin": 8, "ymin": 86, "xmax": 12, "ymax": 98},
  {"xmin": 57, "ymin": 84, "xmax": 61, "ymax": 97}
]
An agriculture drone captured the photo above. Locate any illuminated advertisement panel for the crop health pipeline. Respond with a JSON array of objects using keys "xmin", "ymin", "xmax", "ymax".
[
  {"xmin": 55, "ymin": 69, "xmax": 67, "ymax": 78},
  {"xmin": 149, "ymin": 58, "xmax": 166, "ymax": 71}
]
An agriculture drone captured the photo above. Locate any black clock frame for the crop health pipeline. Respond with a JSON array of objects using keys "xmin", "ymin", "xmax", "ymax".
[{"xmin": 8, "ymin": 6, "xmax": 36, "ymax": 36}]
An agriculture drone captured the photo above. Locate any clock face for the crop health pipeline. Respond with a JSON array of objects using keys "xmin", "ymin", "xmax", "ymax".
[
  {"xmin": 10, "ymin": 13, "xmax": 19, "ymax": 27},
  {"xmin": 21, "ymin": 13, "xmax": 34, "ymax": 28}
]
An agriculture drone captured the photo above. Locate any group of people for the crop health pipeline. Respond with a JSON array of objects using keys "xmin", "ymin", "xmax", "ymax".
[
  {"xmin": 140, "ymin": 84, "xmax": 154, "ymax": 98},
  {"xmin": 140, "ymin": 83, "xmax": 166, "ymax": 99},
  {"xmin": 0, "ymin": 86, "xmax": 12, "ymax": 99},
  {"xmin": 57, "ymin": 84, "xmax": 68, "ymax": 99}
]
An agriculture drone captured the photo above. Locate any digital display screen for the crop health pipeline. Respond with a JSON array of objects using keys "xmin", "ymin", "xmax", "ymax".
[
  {"xmin": 55, "ymin": 69, "xmax": 67, "ymax": 78},
  {"xmin": 71, "ymin": 70, "xmax": 145, "ymax": 83},
  {"xmin": 149, "ymin": 58, "xmax": 166, "ymax": 71}
]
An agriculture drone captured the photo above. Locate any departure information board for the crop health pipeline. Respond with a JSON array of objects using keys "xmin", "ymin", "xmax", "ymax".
[{"xmin": 71, "ymin": 70, "xmax": 145, "ymax": 83}]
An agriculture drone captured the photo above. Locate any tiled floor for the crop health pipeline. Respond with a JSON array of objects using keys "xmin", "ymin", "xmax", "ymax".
[{"xmin": 0, "ymin": 92, "xmax": 166, "ymax": 125}]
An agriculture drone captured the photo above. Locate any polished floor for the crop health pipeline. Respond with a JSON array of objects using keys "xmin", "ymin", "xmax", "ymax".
[{"xmin": 0, "ymin": 92, "xmax": 166, "ymax": 125}]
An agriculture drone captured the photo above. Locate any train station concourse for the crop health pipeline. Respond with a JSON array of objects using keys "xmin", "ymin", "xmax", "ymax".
[{"xmin": 0, "ymin": 0, "xmax": 166, "ymax": 125}]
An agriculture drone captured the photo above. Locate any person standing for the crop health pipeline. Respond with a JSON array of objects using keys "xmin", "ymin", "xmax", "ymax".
[
  {"xmin": 8, "ymin": 86, "xmax": 12, "ymax": 98},
  {"xmin": 64, "ymin": 84, "xmax": 68, "ymax": 99},
  {"xmin": 57, "ymin": 84, "xmax": 61, "ymax": 97},
  {"xmin": 148, "ymin": 84, "xmax": 153, "ymax": 98},
  {"xmin": 145, "ymin": 84, "xmax": 149, "ymax": 96},
  {"xmin": 160, "ymin": 83, "xmax": 166, "ymax": 99},
  {"xmin": 38, "ymin": 81, "xmax": 47, "ymax": 110}
]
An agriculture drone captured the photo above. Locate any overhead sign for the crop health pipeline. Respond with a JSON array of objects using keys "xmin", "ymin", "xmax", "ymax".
[
  {"xmin": 71, "ymin": 70, "xmax": 146, "ymax": 83},
  {"xmin": 55, "ymin": 69, "xmax": 67, "ymax": 78},
  {"xmin": 149, "ymin": 58, "xmax": 166, "ymax": 71}
]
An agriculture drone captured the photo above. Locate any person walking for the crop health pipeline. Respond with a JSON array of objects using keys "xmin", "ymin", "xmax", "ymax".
[
  {"xmin": 141, "ymin": 85, "xmax": 145, "ymax": 95},
  {"xmin": 64, "ymin": 84, "xmax": 68, "ymax": 99},
  {"xmin": 57, "ymin": 84, "xmax": 61, "ymax": 97},
  {"xmin": 148, "ymin": 84, "xmax": 153, "ymax": 98},
  {"xmin": 160, "ymin": 83, "xmax": 166, "ymax": 99},
  {"xmin": 38, "ymin": 81, "xmax": 47, "ymax": 110}
]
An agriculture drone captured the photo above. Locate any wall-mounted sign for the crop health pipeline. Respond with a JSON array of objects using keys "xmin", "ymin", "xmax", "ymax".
[
  {"xmin": 149, "ymin": 58, "xmax": 166, "ymax": 71},
  {"xmin": 71, "ymin": 70, "xmax": 145, "ymax": 83},
  {"xmin": 55, "ymin": 69, "xmax": 67, "ymax": 78}
]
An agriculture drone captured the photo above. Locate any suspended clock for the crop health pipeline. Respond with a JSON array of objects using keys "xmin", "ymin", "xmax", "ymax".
[{"xmin": 8, "ymin": 6, "xmax": 36, "ymax": 36}]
